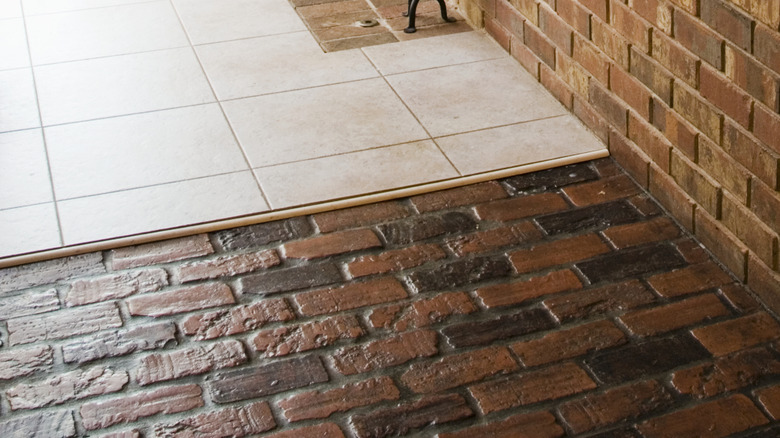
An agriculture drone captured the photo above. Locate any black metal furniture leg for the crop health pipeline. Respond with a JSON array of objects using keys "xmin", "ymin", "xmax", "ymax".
[
  {"xmin": 404, "ymin": 0, "xmax": 420, "ymax": 33},
  {"xmin": 402, "ymin": 0, "xmax": 411, "ymax": 16},
  {"xmin": 437, "ymin": 0, "xmax": 456, "ymax": 22}
]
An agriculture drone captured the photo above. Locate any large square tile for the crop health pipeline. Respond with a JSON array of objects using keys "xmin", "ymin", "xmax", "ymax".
[
  {"xmin": 0, "ymin": 18, "xmax": 30, "ymax": 70},
  {"xmin": 35, "ymin": 47, "xmax": 215, "ymax": 125},
  {"xmin": 26, "ymin": 1, "xmax": 189, "ymax": 65},
  {"xmin": 437, "ymin": 115, "xmax": 607, "ymax": 175},
  {"xmin": 173, "ymin": 0, "xmax": 306, "ymax": 45},
  {"xmin": 46, "ymin": 104, "xmax": 249, "ymax": 199},
  {"xmin": 22, "ymin": 0, "xmax": 148, "ymax": 15},
  {"xmin": 196, "ymin": 32, "xmax": 379, "ymax": 100},
  {"xmin": 0, "ymin": 68, "xmax": 40, "ymax": 132},
  {"xmin": 58, "ymin": 171, "xmax": 268, "ymax": 244},
  {"xmin": 223, "ymin": 78, "xmax": 429, "ymax": 167},
  {"xmin": 362, "ymin": 31, "xmax": 507, "ymax": 75},
  {"xmin": 0, "ymin": 129, "xmax": 52, "ymax": 209},
  {"xmin": 0, "ymin": 203, "xmax": 61, "ymax": 257},
  {"xmin": 257, "ymin": 140, "xmax": 458, "ymax": 208},
  {"xmin": 386, "ymin": 57, "xmax": 567, "ymax": 137},
  {"xmin": 0, "ymin": 0, "xmax": 21, "ymax": 18}
]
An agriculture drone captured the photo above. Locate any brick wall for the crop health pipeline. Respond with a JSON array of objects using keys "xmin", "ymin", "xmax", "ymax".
[{"xmin": 458, "ymin": 0, "xmax": 780, "ymax": 307}]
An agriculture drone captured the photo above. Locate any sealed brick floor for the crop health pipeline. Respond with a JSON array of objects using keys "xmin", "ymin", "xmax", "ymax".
[{"xmin": 1, "ymin": 158, "xmax": 780, "ymax": 437}]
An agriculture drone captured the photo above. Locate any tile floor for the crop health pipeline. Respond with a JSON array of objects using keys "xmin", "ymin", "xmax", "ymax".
[{"xmin": 0, "ymin": 0, "xmax": 606, "ymax": 262}]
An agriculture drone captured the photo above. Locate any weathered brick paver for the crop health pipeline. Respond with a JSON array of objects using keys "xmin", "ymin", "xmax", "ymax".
[{"xmin": 1, "ymin": 158, "xmax": 779, "ymax": 437}]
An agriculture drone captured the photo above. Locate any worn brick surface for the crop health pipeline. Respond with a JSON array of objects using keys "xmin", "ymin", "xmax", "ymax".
[
  {"xmin": 536, "ymin": 200, "xmax": 643, "ymax": 235},
  {"xmin": 0, "ymin": 410, "xmax": 76, "ymax": 438},
  {"xmin": 0, "ymin": 345, "xmax": 54, "ymax": 380},
  {"xmin": 62, "ymin": 322, "xmax": 176, "ymax": 364},
  {"xmin": 0, "ymin": 288, "xmax": 59, "ymax": 321},
  {"xmin": 8, "ymin": 302, "xmax": 123, "ymax": 346},
  {"xmin": 331, "ymin": 330, "xmax": 438, "ymax": 375},
  {"xmin": 283, "ymin": 229, "xmax": 382, "ymax": 259},
  {"xmin": 295, "ymin": 277, "xmax": 408, "ymax": 316},
  {"xmin": 438, "ymin": 411, "xmax": 564, "ymax": 438},
  {"xmin": 153, "ymin": 401, "xmax": 275, "ymax": 437},
  {"xmin": 692, "ymin": 312, "xmax": 780, "ymax": 356},
  {"xmin": 346, "ymin": 244, "xmax": 446, "ymax": 277},
  {"xmin": 214, "ymin": 217, "xmax": 312, "ymax": 250},
  {"xmin": 672, "ymin": 347, "xmax": 780, "ymax": 398},
  {"xmin": 576, "ymin": 242, "xmax": 687, "ymax": 283},
  {"xmin": 180, "ymin": 298, "xmax": 294, "ymax": 340},
  {"xmin": 401, "ymin": 346, "xmax": 518, "ymax": 393},
  {"xmin": 371, "ymin": 291, "xmax": 477, "ymax": 330},
  {"xmin": 620, "ymin": 293, "xmax": 731, "ymax": 336},
  {"xmin": 176, "ymin": 250, "xmax": 280, "ymax": 283},
  {"xmin": 0, "ymin": 252, "xmax": 105, "ymax": 293},
  {"xmin": 238, "ymin": 262, "xmax": 343, "ymax": 295},
  {"xmin": 442, "ymin": 308, "xmax": 557, "ymax": 348},
  {"xmin": 65, "ymin": 269, "xmax": 168, "ymax": 306},
  {"xmin": 543, "ymin": 279, "xmax": 656, "ymax": 322},
  {"xmin": 111, "ymin": 235, "xmax": 213, "ymax": 270},
  {"xmin": 512, "ymin": 319, "xmax": 627, "ymax": 366},
  {"xmin": 509, "ymin": 233, "xmax": 610, "ymax": 273},
  {"xmin": 406, "ymin": 255, "xmax": 512, "ymax": 293},
  {"xmin": 378, "ymin": 212, "xmax": 477, "ymax": 246},
  {"xmin": 476, "ymin": 269, "xmax": 583, "ymax": 308},
  {"xmin": 474, "ymin": 192, "xmax": 570, "ymax": 221},
  {"xmin": 126, "ymin": 282, "xmax": 235, "ymax": 317},
  {"xmin": 7, "ymin": 366, "xmax": 128, "ymax": 410},
  {"xmin": 349, "ymin": 394, "xmax": 473, "ymax": 438},
  {"xmin": 410, "ymin": 181, "xmax": 508, "ymax": 212},
  {"xmin": 251, "ymin": 315, "xmax": 363, "ymax": 357},
  {"xmin": 279, "ymin": 376, "xmax": 399, "ymax": 422},
  {"xmin": 135, "ymin": 340, "xmax": 247, "ymax": 385}
]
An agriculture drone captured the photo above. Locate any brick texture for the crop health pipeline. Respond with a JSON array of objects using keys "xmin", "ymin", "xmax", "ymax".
[
  {"xmin": 279, "ymin": 377, "xmax": 399, "ymax": 422},
  {"xmin": 153, "ymin": 402, "xmax": 275, "ymax": 437}
]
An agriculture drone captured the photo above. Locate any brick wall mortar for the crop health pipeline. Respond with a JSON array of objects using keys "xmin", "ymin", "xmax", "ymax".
[{"xmin": 460, "ymin": 0, "xmax": 780, "ymax": 302}]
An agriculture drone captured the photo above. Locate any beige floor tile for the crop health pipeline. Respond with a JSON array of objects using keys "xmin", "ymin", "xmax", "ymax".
[
  {"xmin": 58, "ymin": 171, "xmax": 267, "ymax": 244},
  {"xmin": 223, "ymin": 78, "xmax": 429, "ymax": 167},
  {"xmin": 386, "ymin": 57, "xmax": 567, "ymax": 137},
  {"xmin": 0, "ymin": 0, "xmax": 21, "ymax": 18},
  {"xmin": 436, "ymin": 115, "xmax": 606, "ymax": 175},
  {"xmin": 0, "ymin": 18, "xmax": 30, "ymax": 70},
  {"xmin": 35, "ymin": 47, "xmax": 215, "ymax": 125},
  {"xmin": 0, "ymin": 68, "xmax": 40, "ymax": 132},
  {"xmin": 196, "ymin": 32, "xmax": 378, "ymax": 100},
  {"xmin": 22, "ymin": 0, "xmax": 148, "ymax": 15},
  {"xmin": 173, "ymin": 0, "xmax": 306, "ymax": 45},
  {"xmin": 26, "ymin": 1, "xmax": 188, "ymax": 65},
  {"xmin": 0, "ymin": 203, "xmax": 61, "ymax": 257},
  {"xmin": 257, "ymin": 140, "xmax": 458, "ymax": 209},
  {"xmin": 362, "ymin": 30, "xmax": 506, "ymax": 75},
  {"xmin": 0, "ymin": 129, "xmax": 52, "ymax": 209},
  {"xmin": 46, "ymin": 104, "xmax": 248, "ymax": 200}
]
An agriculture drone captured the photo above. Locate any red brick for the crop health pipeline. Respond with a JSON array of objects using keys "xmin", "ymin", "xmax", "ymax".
[
  {"xmin": 574, "ymin": 95, "xmax": 610, "ymax": 143},
  {"xmin": 637, "ymin": 394, "xmax": 768, "ymax": 437},
  {"xmin": 515, "ymin": 0, "xmax": 539, "ymax": 24},
  {"xmin": 725, "ymin": 44, "xmax": 780, "ymax": 111},
  {"xmin": 722, "ymin": 193, "xmax": 777, "ymax": 266},
  {"xmin": 754, "ymin": 102, "xmax": 780, "ymax": 154},
  {"xmin": 621, "ymin": 293, "xmax": 731, "ymax": 336},
  {"xmin": 611, "ymin": 0, "xmax": 652, "ymax": 52},
  {"xmin": 65, "ymin": 269, "xmax": 168, "ymax": 306},
  {"xmin": 263, "ymin": 423, "xmax": 345, "ymax": 438},
  {"xmin": 648, "ymin": 261, "xmax": 733, "ymax": 297},
  {"xmin": 177, "ymin": 250, "xmax": 280, "ymax": 283},
  {"xmin": 135, "ymin": 340, "xmax": 247, "ymax": 386},
  {"xmin": 401, "ymin": 346, "xmax": 518, "ymax": 393},
  {"xmin": 111, "ymin": 234, "xmax": 213, "ymax": 270},
  {"xmin": 154, "ymin": 402, "xmax": 275, "ymax": 437},
  {"xmin": 751, "ymin": 179, "xmax": 780, "ymax": 231},
  {"xmin": 180, "ymin": 298, "xmax": 294, "ymax": 340},
  {"xmin": 0, "ymin": 288, "xmax": 59, "ymax": 320},
  {"xmin": 279, "ymin": 376, "xmax": 399, "ymax": 422},
  {"xmin": 512, "ymin": 319, "xmax": 626, "ymax": 366},
  {"xmin": 675, "ymin": 9, "xmax": 725, "ymax": 68},
  {"xmin": 541, "ymin": 63, "xmax": 574, "ymax": 108},
  {"xmin": 346, "ymin": 243, "xmax": 446, "ymax": 278},
  {"xmin": 603, "ymin": 216, "xmax": 681, "ymax": 248},
  {"xmin": 7, "ymin": 302, "xmax": 122, "ymax": 346},
  {"xmin": 330, "ymin": 330, "xmax": 438, "ymax": 375},
  {"xmin": 294, "ymin": 277, "xmax": 407, "ymax": 316},
  {"xmin": 747, "ymin": 255, "xmax": 780, "ymax": 314},
  {"xmin": 539, "ymin": 3, "xmax": 573, "ymax": 55},
  {"xmin": 756, "ymin": 384, "xmax": 780, "ymax": 420},
  {"xmin": 6, "ymin": 366, "xmax": 128, "ymax": 410},
  {"xmin": 0, "ymin": 252, "xmax": 105, "ymax": 294},
  {"xmin": 580, "ymin": 0, "xmax": 609, "ymax": 21},
  {"xmin": 720, "ymin": 282, "xmax": 762, "ymax": 313},
  {"xmin": 695, "ymin": 208, "xmax": 750, "ymax": 280},
  {"xmin": 62, "ymin": 322, "xmax": 176, "ymax": 364},
  {"xmin": 667, "ymin": 0, "xmax": 697, "ymax": 15},
  {"xmin": 672, "ymin": 347, "xmax": 780, "ymax": 398},
  {"xmin": 0, "ymin": 411, "xmax": 76, "ymax": 438},
  {"xmin": 755, "ymin": 22, "xmax": 780, "ymax": 75},
  {"xmin": 512, "ymin": 36, "xmax": 542, "ymax": 79},
  {"xmin": 592, "ymin": 17, "xmax": 630, "ymax": 70},
  {"xmin": 700, "ymin": 63, "xmax": 753, "ymax": 129},
  {"xmin": 626, "ymin": 112, "xmax": 672, "ymax": 171},
  {"xmin": 728, "ymin": 0, "xmax": 780, "ymax": 29},
  {"xmin": 510, "ymin": 233, "xmax": 611, "ymax": 273},
  {"xmin": 564, "ymin": 174, "xmax": 642, "ymax": 206},
  {"xmin": 80, "ymin": 384, "xmax": 204, "ymax": 430},
  {"xmin": 630, "ymin": 47, "xmax": 674, "ymax": 105},
  {"xmin": 469, "ymin": 362, "xmax": 597, "ymax": 414},
  {"xmin": 474, "ymin": 192, "xmax": 569, "ymax": 221},
  {"xmin": 671, "ymin": 149, "xmax": 722, "ymax": 217},
  {"xmin": 692, "ymin": 312, "xmax": 780, "ymax": 356},
  {"xmin": 127, "ymin": 283, "xmax": 235, "ymax": 317},
  {"xmin": 609, "ymin": 129, "xmax": 652, "ymax": 186},
  {"xmin": 476, "ymin": 269, "xmax": 582, "ymax": 308},
  {"xmin": 558, "ymin": 0, "xmax": 590, "ymax": 36},
  {"xmin": 486, "ymin": 17, "xmax": 511, "ymax": 51},
  {"xmin": 251, "ymin": 315, "xmax": 363, "ymax": 357},
  {"xmin": 437, "ymin": 411, "xmax": 564, "ymax": 438},
  {"xmin": 372, "ymin": 291, "xmax": 477, "ymax": 330},
  {"xmin": 445, "ymin": 222, "xmax": 542, "ymax": 256},
  {"xmin": 544, "ymin": 279, "xmax": 656, "ymax": 321},
  {"xmin": 313, "ymin": 201, "xmax": 408, "ymax": 233},
  {"xmin": 590, "ymin": 81, "xmax": 629, "ymax": 132},
  {"xmin": 649, "ymin": 164, "xmax": 696, "ymax": 231},
  {"xmin": 629, "ymin": 0, "xmax": 673, "ymax": 33},
  {"xmin": 524, "ymin": 21, "xmax": 556, "ymax": 67},
  {"xmin": 282, "ymin": 229, "xmax": 381, "ymax": 260},
  {"xmin": 559, "ymin": 380, "xmax": 673, "ymax": 434},
  {"xmin": 0, "ymin": 345, "xmax": 53, "ymax": 380},
  {"xmin": 652, "ymin": 30, "xmax": 700, "ymax": 88},
  {"xmin": 349, "ymin": 394, "xmax": 473, "ymax": 438},
  {"xmin": 703, "ymin": 0, "xmax": 754, "ymax": 52},
  {"xmin": 410, "ymin": 181, "xmax": 507, "ymax": 213},
  {"xmin": 496, "ymin": 0, "xmax": 524, "ymax": 39},
  {"xmin": 572, "ymin": 34, "xmax": 609, "ymax": 85},
  {"xmin": 723, "ymin": 119, "xmax": 780, "ymax": 190}
]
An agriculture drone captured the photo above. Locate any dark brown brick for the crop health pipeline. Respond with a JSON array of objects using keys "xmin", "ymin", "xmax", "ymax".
[
  {"xmin": 511, "ymin": 320, "xmax": 627, "ymax": 367},
  {"xmin": 563, "ymin": 174, "xmax": 642, "ymax": 206},
  {"xmin": 406, "ymin": 255, "xmax": 512, "ymax": 293},
  {"xmin": 576, "ymin": 243, "xmax": 687, "ymax": 283},
  {"xmin": 7, "ymin": 366, "xmax": 128, "ymax": 410},
  {"xmin": 469, "ymin": 362, "xmax": 597, "ymax": 414},
  {"xmin": 400, "ymin": 346, "xmax": 518, "ymax": 393},
  {"xmin": 559, "ymin": 380, "xmax": 674, "ymax": 434},
  {"xmin": 180, "ymin": 298, "xmax": 294, "ymax": 340},
  {"xmin": 672, "ymin": 347, "xmax": 780, "ymax": 398},
  {"xmin": 0, "ymin": 288, "xmax": 59, "ymax": 320},
  {"xmin": 652, "ymin": 30, "xmax": 700, "ymax": 88},
  {"xmin": 377, "ymin": 212, "xmax": 477, "ymax": 246},
  {"xmin": 283, "ymin": 229, "xmax": 382, "ymax": 260},
  {"xmin": 437, "ymin": 411, "xmax": 564, "ymax": 438},
  {"xmin": 410, "ymin": 181, "xmax": 508, "ymax": 212},
  {"xmin": 620, "ymin": 294, "xmax": 731, "ymax": 336},
  {"xmin": 536, "ymin": 200, "xmax": 643, "ymax": 235},
  {"xmin": 238, "ymin": 262, "xmax": 342, "ymax": 295},
  {"xmin": 441, "ymin": 308, "xmax": 556, "ymax": 348},
  {"xmin": 135, "ymin": 340, "xmax": 247, "ymax": 386},
  {"xmin": 127, "ymin": 283, "xmax": 235, "ymax": 317},
  {"xmin": 544, "ymin": 279, "xmax": 656, "ymax": 322},
  {"xmin": 583, "ymin": 334, "xmax": 711, "ymax": 384},
  {"xmin": 444, "ymin": 222, "xmax": 542, "ymax": 256},
  {"xmin": 214, "ymin": 217, "xmax": 312, "ymax": 250},
  {"xmin": 501, "ymin": 162, "xmax": 598, "ymax": 193},
  {"xmin": 0, "ymin": 410, "xmax": 75, "ymax": 438},
  {"xmin": 251, "ymin": 314, "xmax": 363, "ymax": 357},
  {"xmin": 330, "ymin": 330, "xmax": 438, "ymax": 375},
  {"xmin": 725, "ymin": 44, "xmax": 780, "ymax": 112},
  {"xmin": 0, "ymin": 252, "xmax": 105, "ymax": 294},
  {"xmin": 313, "ymin": 201, "xmax": 408, "ymax": 233},
  {"xmin": 295, "ymin": 277, "xmax": 407, "ymax": 316},
  {"xmin": 62, "ymin": 322, "xmax": 176, "ymax": 364},
  {"xmin": 720, "ymin": 283, "xmax": 762, "ymax": 313},
  {"xmin": 346, "ymin": 244, "xmax": 446, "ymax": 277},
  {"xmin": 474, "ymin": 192, "xmax": 570, "ymax": 221},
  {"xmin": 637, "ymin": 394, "xmax": 768, "ymax": 437},
  {"xmin": 177, "ymin": 250, "xmax": 280, "ymax": 283},
  {"xmin": 602, "ymin": 216, "xmax": 680, "ymax": 249},
  {"xmin": 756, "ymin": 384, "xmax": 780, "ymax": 420},
  {"xmin": 80, "ymin": 384, "xmax": 204, "ymax": 430},
  {"xmin": 207, "ymin": 355, "xmax": 329, "ymax": 403},
  {"xmin": 65, "ymin": 269, "xmax": 168, "ymax": 306},
  {"xmin": 674, "ymin": 9, "xmax": 724, "ymax": 68},
  {"xmin": 539, "ymin": 3, "xmax": 573, "ymax": 55},
  {"xmin": 263, "ymin": 423, "xmax": 345, "ymax": 438},
  {"xmin": 349, "ymin": 394, "xmax": 473, "ymax": 438},
  {"xmin": 476, "ymin": 269, "xmax": 583, "ymax": 308},
  {"xmin": 279, "ymin": 376, "xmax": 399, "ymax": 422},
  {"xmin": 154, "ymin": 402, "xmax": 275, "ymax": 437},
  {"xmin": 111, "ymin": 235, "xmax": 213, "ymax": 270},
  {"xmin": 647, "ymin": 261, "xmax": 734, "ymax": 297},
  {"xmin": 524, "ymin": 21, "xmax": 556, "ymax": 67},
  {"xmin": 702, "ymin": 0, "xmax": 753, "ymax": 52},
  {"xmin": 692, "ymin": 312, "xmax": 780, "ymax": 356},
  {"xmin": 8, "ymin": 302, "xmax": 122, "ymax": 346},
  {"xmin": 372, "ymin": 291, "xmax": 477, "ymax": 330},
  {"xmin": 589, "ymin": 81, "xmax": 629, "ymax": 132},
  {"xmin": 755, "ymin": 101, "xmax": 780, "ymax": 154}
]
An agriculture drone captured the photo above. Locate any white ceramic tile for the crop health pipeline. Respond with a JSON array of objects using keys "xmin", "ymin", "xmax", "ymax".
[
  {"xmin": 58, "ymin": 171, "xmax": 267, "ymax": 244},
  {"xmin": 386, "ymin": 57, "xmax": 567, "ymax": 137},
  {"xmin": 0, "ymin": 129, "xmax": 53, "ymax": 209},
  {"xmin": 26, "ymin": 1, "xmax": 188, "ymax": 65},
  {"xmin": 0, "ymin": 68, "xmax": 40, "ymax": 132},
  {"xmin": 0, "ymin": 0, "xmax": 21, "ymax": 18},
  {"xmin": 22, "ymin": 0, "xmax": 151, "ymax": 15},
  {"xmin": 223, "ymin": 78, "xmax": 429, "ymax": 167},
  {"xmin": 362, "ymin": 31, "xmax": 507, "ymax": 75},
  {"xmin": 437, "ymin": 115, "xmax": 606, "ymax": 175},
  {"xmin": 46, "ymin": 104, "xmax": 248, "ymax": 199},
  {"xmin": 0, "ymin": 18, "xmax": 30, "ymax": 70},
  {"xmin": 257, "ymin": 140, "xmax": 458, "ymax": 209},
  {"xmin": 196, "ymin": 32, "xmax": 379, "ymax": 100},
  {"xmin": 0, "ymin": 203, "xmax": 60, "ymax": 257},
  {"xmin": 35, "ymin": 47, "xmax": 215, "ymax": 125},
  {"xmin": 173, "ymin": 0, "xmax": 305, "ymax": 45}
]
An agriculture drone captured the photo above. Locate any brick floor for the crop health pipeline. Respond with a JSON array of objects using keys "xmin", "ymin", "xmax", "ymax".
[{"xmin": 1, "ymin": 158, "xmax": 779, "ymax": 437}]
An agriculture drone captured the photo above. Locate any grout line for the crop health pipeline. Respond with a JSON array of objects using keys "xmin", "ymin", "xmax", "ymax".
[{"xmin": 21, "ymin": 0, "xmax": 160, "ymax": 17}]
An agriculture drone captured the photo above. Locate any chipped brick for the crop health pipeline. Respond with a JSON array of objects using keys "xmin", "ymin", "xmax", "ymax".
[
  {"xmin": 295, "ymin": 277, "xmax": 408, "ymax": 316},
  {"xmin": 111, "ymin": 235, "xmax": 213, "ymax": 270},
  {"xmin": 7, "ymin": 367, "xmax": 128, "ymax": 410},
  {"xmin": 65, "ymin": 269, "xmax": 168, "ymax": 306},
  {"xmin": 8, "ymin": 302, "xmax": 122, "ymax": 346},
  {"xmin": 331, "ymin": 330, "xmax": 438, "ymax": 375},
  {"xmin": 279, "ymin": 376, "xmax": 399, "ymax": 422},
  {"xmin": 477, "ymin": 269, "xmax": 583, "ymax": 308},
  {"xmin": 346, "ymin": 244, "xmax": 446, "ymax": 278},
  {"xmin": 135, "ymin": 340, "xmax": 247, "ymax": 386},
  {"xmin": 512, "ymin": 320, "xmax": 627, "ymax": 367},
  {"xmin": 349, "ymin": 394, "xmax": 473, "ymax": 438},
  {"xmin": 177, "ymin": 250, "xmax": 280, "ymax": 283},
  {"xmin": 180, "ymin": 298, "xmax": 294, "ymax": 340},
  {"xmin": 400, "ymin": 346, "xmax": 518, "ymax": 393},
  {"xmin": 127, "ymin": 283, "xmax": 235, "ymax": 317},
  {"xmin": 154, "ymin": 401, "xmax": 275, "ymax": 437},
  {"xmin": 441, "ymin": 308, "xmax": 556, "ymax": 348},
  {"xmin": 251, "ymin": 315, "xmax": 363, "ymax": 357},
  {"xmin": 62, "ymin": 322, "xmax": 176, "ymax": 364}
]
